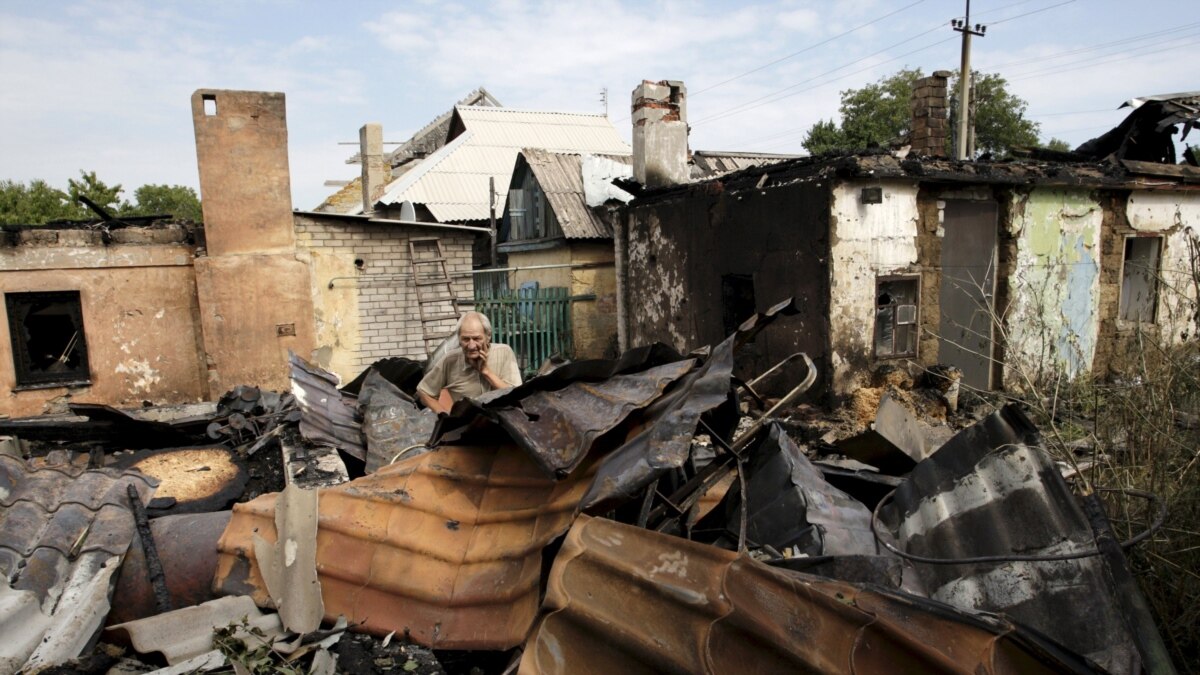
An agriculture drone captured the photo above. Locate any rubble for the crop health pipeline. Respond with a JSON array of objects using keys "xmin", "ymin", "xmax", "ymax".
[{"xmin": 0, "ymin": 299, "xmax": 1175, "ymax": 673}]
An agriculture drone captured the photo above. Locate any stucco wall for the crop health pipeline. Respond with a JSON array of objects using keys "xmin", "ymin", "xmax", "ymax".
[
  {"xmin": 1002, "ymin": 188, "xmax": 1103, "ymax": 386},
  {"xmin": 828, "ymin": 180, "xmax": 921, "ymax": 395},
  {"xmin": 295, "ymin": 215, "xmax": 474, "ymax": 383},
  {"xmin": 506, "ymin": 243, "xmax": 617, "ymax": 359},
  {"xmin": 0, "ymin": 227, "xmax": 207, "ymax": 417}
]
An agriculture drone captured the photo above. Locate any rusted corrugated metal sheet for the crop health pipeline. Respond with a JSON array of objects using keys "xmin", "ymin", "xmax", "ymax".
[
  {"xmin": 521, "ymin": 148, "xmax": 631, "ymax": 239},
  {"xmin": 0, "ymin": 454, "xmax": 157, "ymax": 672},
  {"xmin": 880, "ymin": 405, "xmax": 1139, "ymax": 674},
  {"xmin": 213, "ymin": 441, "xmax": 601, "ymax": 649},
  {"xmin": 520, "ymin": 515, "xmax": 1102, "ymax": 674}
]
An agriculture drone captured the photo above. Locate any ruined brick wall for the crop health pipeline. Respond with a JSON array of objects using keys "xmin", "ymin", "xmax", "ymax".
[
  {"xmin": 910, "ymin": 71, "xmax": 950, "ymax": 157},
  {"xmin": 294, "ymin": 215, "xmax": 474, "ymax": 382},
  {"xmin": 0, "ymin": 226, "xmax": 209, "ymax": 417}
]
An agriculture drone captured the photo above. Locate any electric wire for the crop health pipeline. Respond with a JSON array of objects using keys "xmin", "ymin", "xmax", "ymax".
[
  {"xmin": 979, "ymin": 21, "xmax": 1200, "ymax": 71},
  {"xmin": 986, "ymin": 0, "xmax": 1076, "ymax": 25},
  {"xmin": 689, "ymin": 0, "xmax": 927, "ymax": 97},
  {"xmin": 1008, "ymin": 35, "xmax": 1200, "ymax": 83}
]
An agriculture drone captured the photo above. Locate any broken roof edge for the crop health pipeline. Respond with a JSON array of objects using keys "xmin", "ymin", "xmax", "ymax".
[
  {"xmin": 624, "ymin": 150, "xmax": 1200, "ymax": 209},
  {"xmin": 293, "ymin": 210, "xmax": 491, "ymax": 234}
]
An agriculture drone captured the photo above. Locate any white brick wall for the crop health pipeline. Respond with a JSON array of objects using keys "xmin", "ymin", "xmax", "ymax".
[{"xmin": 295, "ymin": 216, "xmax": 476, "ymax": 368}]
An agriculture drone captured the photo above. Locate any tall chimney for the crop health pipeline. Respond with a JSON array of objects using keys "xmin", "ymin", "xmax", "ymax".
[
  {"xmin": 631, "ymin": 80, "xmax": 688, "ymax": 187},
  {"xmin": 910, "ymin": 71, "xmax": 951, "ymax": 157},
  {"xmin": 360, "ymin": 122, "xmax": 386, "ymax": 214}
]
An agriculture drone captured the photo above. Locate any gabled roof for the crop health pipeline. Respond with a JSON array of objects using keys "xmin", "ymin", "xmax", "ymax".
[
  {"xmin": 516, "ymin": 148, "xmax": 633, "ymax": 239},
  {"xmin": 372, "ymin": 106, "xmax": 631, "ymax": 222},
  {"xmin": 344, "ymin": 87, "xmax": 501, "ymax": 167}
]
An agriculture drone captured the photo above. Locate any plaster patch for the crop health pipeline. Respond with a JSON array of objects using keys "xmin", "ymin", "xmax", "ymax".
[{"xmin": 115, "ymin": 359, "xmax": 162, "ymax": 393}]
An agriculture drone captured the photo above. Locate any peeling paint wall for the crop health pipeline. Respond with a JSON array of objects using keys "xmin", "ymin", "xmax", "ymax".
[
  {"xmin": 624, "ymin": 179, "xmax": 830, "ymax": 392},
  {"xmin": 1126, "ymin": 191, "xmax": 1199, "ymax": 339},
  {"xmin": 0, "ymin": 228, "xmax": 208, "ymax": 417},
  {"xmin": 1002, "ymin": 188, "xmax": 1103, "ymax": 386},
  {"xmin": 828, "ymin": 180, "xmax": 920, "ymax": 395}
]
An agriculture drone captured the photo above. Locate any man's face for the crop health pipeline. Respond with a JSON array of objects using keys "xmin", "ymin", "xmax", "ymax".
[{"xmin": 459, "ymin": 318, "xmax": 488, "ymax": 359}]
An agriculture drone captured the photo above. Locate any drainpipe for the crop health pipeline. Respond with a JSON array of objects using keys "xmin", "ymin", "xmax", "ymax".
[{"xmin": 613, "ymin": 210, "xmax": 629, "ymax": 352}]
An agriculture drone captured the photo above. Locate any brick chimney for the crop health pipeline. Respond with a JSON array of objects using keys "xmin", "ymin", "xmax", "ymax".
[
  {"xmin": 910, "ymin": 71, "xmax": 951, "ymax": 157},
  {"xmin": 632, "ymin": 80, "xmax": 689, "ymax": 187},
  {"xmin": 360, "ymin": 122, "xmax": 386, "ymax": 214}
]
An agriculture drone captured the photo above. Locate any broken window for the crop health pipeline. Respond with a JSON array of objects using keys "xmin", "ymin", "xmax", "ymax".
[
  {"xmin": 875, "ymin": 277, "xmax": 919, "ymax": 358},
  {"xmin": 721, "ymin": 274, "xmax": 756, "ymax": 336},
  {"xmin": 5, "ymin": 291, "xmax": 91, "ymax": 387},
  {"xmin": 1119, "ymin": 236, "xmax": 1161, "ymax": 323}
]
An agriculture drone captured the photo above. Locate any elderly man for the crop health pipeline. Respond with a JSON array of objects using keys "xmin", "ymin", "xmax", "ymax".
[{"xmin": 417, "ymin": 311, "xmax": 522, "ymax": 414}]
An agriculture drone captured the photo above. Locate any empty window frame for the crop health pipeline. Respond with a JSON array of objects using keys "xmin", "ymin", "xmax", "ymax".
[
  {"xmin": 875, "ymin": 277, "xmax": 919, "ymax": 358},
  {"xmin": 5, "ymin": 291, "xmax": 91, "ymax": 387},
  {"xmin": 721, "ymin": 274, "xmax": 756, "ymax": 337},
  {"xmin": 1119, "ymin": 236, "xmax": 1162, "ymax": 323}
]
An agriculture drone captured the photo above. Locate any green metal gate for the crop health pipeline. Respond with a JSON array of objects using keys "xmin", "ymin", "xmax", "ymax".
[{"xmin": 473, "ymin": 286, "xmax": 571, "ymax": 377}]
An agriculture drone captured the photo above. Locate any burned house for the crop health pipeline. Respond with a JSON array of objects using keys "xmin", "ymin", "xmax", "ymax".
[{"xmin": 618, "ymin": 82, "xmax": 1200, "ymax": 396}]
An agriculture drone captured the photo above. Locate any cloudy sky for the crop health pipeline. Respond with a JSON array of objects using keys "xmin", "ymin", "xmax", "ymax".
[{"xmin": 1, "ymin": 0, "xmax": 1195, "ymax": 210}]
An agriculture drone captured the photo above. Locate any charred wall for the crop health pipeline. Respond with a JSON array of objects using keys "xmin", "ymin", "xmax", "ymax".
[{"xmin": 624, "ymin": 179, "xmax": 831, "ymax": 393}]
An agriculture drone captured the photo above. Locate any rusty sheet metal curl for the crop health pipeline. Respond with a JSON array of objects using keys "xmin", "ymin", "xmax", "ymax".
[
  {"xmin": 880, "ymin": 404, "xmax": 1139, "ymax": 674},
  {"xmin": 519, "ymin": 515, "xmax": 1103, "ymax": 675},
  {"xmin": 214, "ymin": 442, "xmax": 601, "ymax": 649}
]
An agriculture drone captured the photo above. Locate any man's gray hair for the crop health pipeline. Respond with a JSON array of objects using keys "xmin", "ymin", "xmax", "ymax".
[{"xmin": 456, "ymin": 311, "xmax": 492, "ymax": 338}]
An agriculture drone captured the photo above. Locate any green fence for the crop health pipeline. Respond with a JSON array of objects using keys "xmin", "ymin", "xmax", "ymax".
[{"xmin": 473, "ymin": 286, "xmax": 572, "ymax": 377}]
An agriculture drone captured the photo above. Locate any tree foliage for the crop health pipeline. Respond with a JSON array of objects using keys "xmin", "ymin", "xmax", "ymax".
[
  {"xmin": 0, "ymin": 171, "xmax": 202, "ymax": 225},
  {"xmin": 1044, "ymin": 137, "xmax": 1073, "ymax": 152},
  {"xmin": 802, "ymin": 68, "xmax": 1043, "ymax": 157}
]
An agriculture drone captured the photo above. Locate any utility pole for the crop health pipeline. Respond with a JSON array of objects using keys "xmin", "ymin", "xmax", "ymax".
[
  {"xmin": 488, "ymin": 176, "xmax": 498, "ymax": 267},
  {"xmin": 952, "ymin": 1, "xmax": 986, "ymax": 160}
]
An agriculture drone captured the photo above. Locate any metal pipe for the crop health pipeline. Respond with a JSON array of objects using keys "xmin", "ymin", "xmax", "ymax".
[{"xmin": 327, "ymin": 261, "xmax": 613, "ymax": 289}]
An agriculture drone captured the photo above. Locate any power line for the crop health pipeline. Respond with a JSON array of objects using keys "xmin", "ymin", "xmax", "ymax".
[
  {"xmin": 987, "ymin": 0, "xmax": 1076, "ymax": 25},
  {"xmin": 692, "ymin": 22, "xmax": 952, "ymax": 126},
  {"xmin": 979, "ymin": 21, "xmax": 1200, "ymax": 71},
  {"xmin": 1008, "ymin": 35, "xmax": 1200, "ymax": 82},
  {"xmin": 690, "ymin": 0, "xmax": 927, "ymax": 97},
  {"xmin": 1030, "ymin": 108, "xmax": 1120, "ymax": 117}
]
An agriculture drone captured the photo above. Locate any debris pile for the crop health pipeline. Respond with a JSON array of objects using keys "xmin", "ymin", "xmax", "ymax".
[{"xmin": 0, "ymin": 298, "xmax": 1173, "ymax": 673}]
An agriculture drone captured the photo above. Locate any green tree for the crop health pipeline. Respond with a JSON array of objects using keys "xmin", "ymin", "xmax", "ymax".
[
  {"xmin": 802, "ymin": 119, "xmax": 850, "ymax": 155},
  {"xmin": 0, "ymin": 179, "xmax": 80, "ymax": 224},
  {"xmin": 67, "ymin": 170, "xmax": 123, "ymax": 216},
  {"xmin": 802, "ymin": 68, "xmax": 1041, "ymax": 158},
  {"xmin": 1043, "ymin": 137, "xmax": 1073, "ymax": 152},
  {"xmin": 122, "ymin": 184, "xmax": 203, "ymax": 222}
]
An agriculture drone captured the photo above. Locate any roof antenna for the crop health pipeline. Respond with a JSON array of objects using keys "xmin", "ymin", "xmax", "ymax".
[{"xmin": 599, "ymin": 87, "xmax": 608, "ymax": 117}]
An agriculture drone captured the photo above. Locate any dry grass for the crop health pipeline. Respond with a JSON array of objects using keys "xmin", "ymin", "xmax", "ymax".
[{"xmin": 1015, "ymin": 337, "xmax": 1200, "ymax": 672}]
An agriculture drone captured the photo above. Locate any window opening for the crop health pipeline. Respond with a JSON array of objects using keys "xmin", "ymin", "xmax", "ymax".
[
  {"xmin": 875, "ymin": 277, "xmax": 919, "ymax": 358},
  {"xmin": 1119, "ymin": 236, "xmax": 1161, "ymax": 323},
  {"xmin": 721, "ymin": 274, "xmax": 756, "ymax": 337},
  {"xmin": 202, "ymin": 94, "xmax": 217, "ymax": 116},
  {"xmin": 5, "ymin": 291, "xmax": 91, "ymax": 387}
]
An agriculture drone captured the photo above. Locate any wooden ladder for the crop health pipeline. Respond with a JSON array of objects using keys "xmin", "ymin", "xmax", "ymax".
[{"xmin": 408, "ymin": 237, "xmax": 461, "ymax": 355}]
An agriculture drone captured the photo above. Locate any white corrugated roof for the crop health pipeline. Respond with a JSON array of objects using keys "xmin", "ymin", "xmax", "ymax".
[{"xmin": 375, "ymin": 106, "xmax": 630, "ymax": 222}]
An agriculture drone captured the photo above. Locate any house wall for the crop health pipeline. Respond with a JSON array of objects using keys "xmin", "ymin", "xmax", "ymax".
[
  {"xmin": 506, "ymin": 243, "xmax": 617, "ymax": 359},
  {"xmin": 0, "ymin": 227, "xmax": 208, "ymax": 417},
  {"xmin": 1001, "ymin": 188, "xmax": 1104, "ymax": 387},
  {"xmin": 294, "ymin": 215, "xmax": 474, "ymax": 384},
  {"xmin": 1094, "ymin": 189, "xmax": 1199, "ymax": 375},
  {"xmin": 624, "ymin": 180, "xmax": 830, "ymax": 392},
  {"xmin": 828, "ymin": 180, "xmax": 922, "ymax": 394}
]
